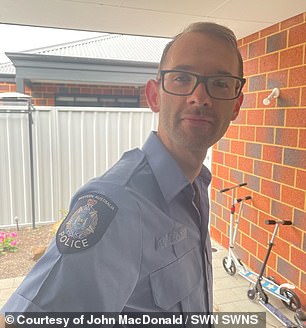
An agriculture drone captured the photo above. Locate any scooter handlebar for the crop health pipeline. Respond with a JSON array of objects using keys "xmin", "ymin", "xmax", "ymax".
[
  {"xmin": 236, "ymin": 195, "xmax": 252, "ymax": 203},
  {"xmin": 220, "ymin": 182, "xmax": 247, "ymax": 193},
  {"xmin": 265, "ymin": 220, "xmax": 292, "ymax": 225}
]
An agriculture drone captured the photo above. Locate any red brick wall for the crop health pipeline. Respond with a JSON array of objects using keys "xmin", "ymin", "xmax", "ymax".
[
  {"xmin": 23, "ymin": 82, "xmax": 148, "ymax": 107},
  {"xmin": 139, "ymin": 86, "xmax": 147, "ymax": 107},
  {"xmin": 210, "ymin": 13, "xmax": 306, "ymax": 306},
  {"xmin": 0, "ymin": 82, "xmax": 16, "ymax": 93}
]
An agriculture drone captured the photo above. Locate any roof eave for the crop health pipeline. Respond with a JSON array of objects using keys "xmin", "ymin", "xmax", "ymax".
[
  {"xmin": 0, "ymin": 73, "xmax": 16, "ymax": 83},
  {"xmin": 6, "ymin": 52, "xmax": 159, "ymax": 87}
]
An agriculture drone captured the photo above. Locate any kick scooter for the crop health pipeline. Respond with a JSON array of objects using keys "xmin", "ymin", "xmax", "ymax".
[
  {"xmin": 247, "ymin": 219, "xmax": 303, "ymax": 327},
  {"xmin": 220, "ymin": 182, "xmax": 252, "ymax": 275},
  {"xmin": 220, "ymin": 184, "xmax": 301, "ymax": 313}
]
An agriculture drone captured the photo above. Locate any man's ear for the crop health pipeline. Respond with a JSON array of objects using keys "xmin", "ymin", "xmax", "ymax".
[
  {"xmin": 145, "ymin": 79, "xmax": 160, "ymax": 113},
  {"xmin": 231, "ymin": 93, "xmax": 244, "ymax": 121}
]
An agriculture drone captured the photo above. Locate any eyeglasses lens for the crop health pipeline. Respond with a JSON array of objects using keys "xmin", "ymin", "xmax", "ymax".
[{"xmin": 162, "ymin": 71, "xmax": 242, "ymax": 99}]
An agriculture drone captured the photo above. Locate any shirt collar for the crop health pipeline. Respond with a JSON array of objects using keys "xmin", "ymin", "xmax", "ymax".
[
  {"xmin": 142, "ymin": 132, "xmax": 211, "ymax": 203},
  {"xmin": 196, "ymin": 162, "xmax": 212, "ymax": 188}
]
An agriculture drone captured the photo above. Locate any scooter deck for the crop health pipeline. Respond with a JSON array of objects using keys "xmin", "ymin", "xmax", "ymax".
[
  {"xmin": 239, "ymin": 270, "xmax": 288, "ymax": 302},
  {"xmin": 259, "ymin": 299, "xmax": 298, "ymax": 328}
]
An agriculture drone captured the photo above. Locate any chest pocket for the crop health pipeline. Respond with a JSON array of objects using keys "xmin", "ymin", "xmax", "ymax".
[{"xmin": 150, "ymin": 247, "xmax": 201, "ymax": 310}]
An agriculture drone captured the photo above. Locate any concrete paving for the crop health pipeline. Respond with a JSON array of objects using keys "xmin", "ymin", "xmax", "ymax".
[
  {"xmin": 212, "ymin": 240, "xmax": 299, "ymax": 327},
  {"xmin": 0, "ymin": 240, "xmax": 300, "ymax": 327}
]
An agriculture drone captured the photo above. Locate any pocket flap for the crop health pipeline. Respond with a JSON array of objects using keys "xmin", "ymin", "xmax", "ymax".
[{"xmin": 150, "ymin": 248, "xmax": 201, "ymax": 310}]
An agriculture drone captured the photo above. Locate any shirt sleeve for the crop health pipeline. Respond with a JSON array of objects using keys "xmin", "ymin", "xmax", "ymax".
[{"xmin": 1, "ymin": 185, "xmax": 142, "ymax": 313}]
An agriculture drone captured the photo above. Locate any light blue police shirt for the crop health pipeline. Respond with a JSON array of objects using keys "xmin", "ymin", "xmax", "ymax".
[{"xmin": 2, "ymin": 131, "xmax": 213, "ymax": 313}]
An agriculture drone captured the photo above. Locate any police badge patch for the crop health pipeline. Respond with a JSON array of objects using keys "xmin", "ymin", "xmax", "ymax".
[{"xmin": 56, "ymin": 193, "xmax": 118, "ymax": 254}]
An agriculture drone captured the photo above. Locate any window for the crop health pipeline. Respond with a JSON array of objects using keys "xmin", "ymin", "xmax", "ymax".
[{"xmin": 55, "ymin": 94, "xmax": 139, "ymax": 107}]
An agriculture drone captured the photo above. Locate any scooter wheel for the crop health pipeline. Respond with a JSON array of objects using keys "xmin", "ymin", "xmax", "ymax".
[
  {"xmin": 222, "ymin": 257, "xmax": 236, "ymax": 276},
  {"xmin": 280, "ymin": 287, "xmax": 301, "ymax": 311},
  {"xmin": 247, "ymin": 288, "xmax": 256, "ymax": 300}
]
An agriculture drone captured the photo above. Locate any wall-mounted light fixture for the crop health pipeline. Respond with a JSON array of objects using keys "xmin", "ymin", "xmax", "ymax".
[{"xmin": 263, "ymin": 88, "xmax": 280, "ymax": 105}]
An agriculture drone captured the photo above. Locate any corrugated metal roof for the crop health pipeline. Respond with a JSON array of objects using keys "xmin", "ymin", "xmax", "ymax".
[
  {"xmin": 0, "ymin": 62, "xmax": 15, "ymax": 75},
  {"xmin": 0, "ymin": 34, "xmax": 171, "ymax": 75}
]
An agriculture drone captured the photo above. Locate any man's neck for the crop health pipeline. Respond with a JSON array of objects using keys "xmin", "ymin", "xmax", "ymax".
[
  {"xmin": 173, "ymin": 148, "xmax": 206, "ymax": 183},
  {"xmin": 157, "ymin": 133, "xmax": 207, "ymax": 183}
]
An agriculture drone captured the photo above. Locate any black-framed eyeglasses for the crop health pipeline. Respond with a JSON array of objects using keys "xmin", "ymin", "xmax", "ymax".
[{"xmin": 159, "ymin": 70, "xmax": 246, "ymax": 100}]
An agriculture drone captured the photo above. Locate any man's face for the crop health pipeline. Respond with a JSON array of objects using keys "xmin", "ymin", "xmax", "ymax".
[{"xmin": 146, "ymin": 32, "xmax": 243, "ymax": 153}]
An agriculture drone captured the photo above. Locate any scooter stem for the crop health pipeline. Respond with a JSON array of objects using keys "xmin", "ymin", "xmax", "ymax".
[{"xmin": 258, "ymin": 223, "xmax": 279, "ymax": 281}]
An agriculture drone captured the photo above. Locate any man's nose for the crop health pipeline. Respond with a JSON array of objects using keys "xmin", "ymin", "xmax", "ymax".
[{"xmin": 187, "ymin": 82, "xmax": 213, "ymax": 106}]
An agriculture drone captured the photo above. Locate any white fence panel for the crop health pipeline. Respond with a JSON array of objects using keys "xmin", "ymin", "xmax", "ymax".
[
  {"xmin": 0, "ymin": 112, "xmax": 32, "ymax": 227},
  {"xmin": 1, "ymin": 106, "xmax": 212, "ymax": 228},
  {"xmin": 0, "ymin": 106, "xmax": 158, "ymax": 227}
]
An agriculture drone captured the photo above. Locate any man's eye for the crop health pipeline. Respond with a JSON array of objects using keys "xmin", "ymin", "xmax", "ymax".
[
  {"xmin": 173, "ymin": 74, "xmax": 192, "ymax": 82},
  {"xmin": 213, "ymin": 79, "xmax": 229, "ymax": 88}
]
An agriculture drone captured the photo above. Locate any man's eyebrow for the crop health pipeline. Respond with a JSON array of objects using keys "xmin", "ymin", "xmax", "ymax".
[
  {"xmin": 170, "ymin": 65, "xmax": 195, "ymax": 71},
  {"xmin": 168, "ymin": 65, "xmax": 233, "ymax": 76},
  {"xmin": 215, "ymin": 70, "xmax": 233, "ymax": 76}
]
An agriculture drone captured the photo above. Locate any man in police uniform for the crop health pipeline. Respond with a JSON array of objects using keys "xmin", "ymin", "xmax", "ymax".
[{"xmin": 1, "ymin": 21, "xmax": 244, "ymax": 320}]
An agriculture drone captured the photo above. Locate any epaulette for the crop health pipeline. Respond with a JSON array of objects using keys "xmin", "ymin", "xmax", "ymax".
[{"xmin": 101, "ymin": 148, "xmax": 146, "ymax": 186}]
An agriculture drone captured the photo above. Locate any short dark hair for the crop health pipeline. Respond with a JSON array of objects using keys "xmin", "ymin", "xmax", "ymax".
[{"xmin": 159, "ymin": 22, "xmax": 244, "ymax": 77}]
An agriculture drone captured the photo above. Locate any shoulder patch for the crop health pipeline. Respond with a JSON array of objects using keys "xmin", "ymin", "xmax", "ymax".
[{"xmin": 56, "ymin": 193, "xmax": 118, "ymax": 254}]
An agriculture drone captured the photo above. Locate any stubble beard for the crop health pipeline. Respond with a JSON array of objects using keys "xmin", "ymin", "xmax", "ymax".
[{"xmin": 159, "ymin": 112, "xmax": 212, "ymax": 153}]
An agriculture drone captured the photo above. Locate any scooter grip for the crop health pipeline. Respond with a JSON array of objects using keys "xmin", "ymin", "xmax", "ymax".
[
  {"xmin": 265, "ymin": 220, "xmax": 276, "ymax": 225},
  {"xmin": 239, "ymin": 182, "xmax": 247, "ymax": 187},
  {"xmin": 281, "ymin": 220, "xmax": 292, "ymax": 225},
  {"xmin": 236, "ymin": 196, "xmax": 252, "ymax": 203}
]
